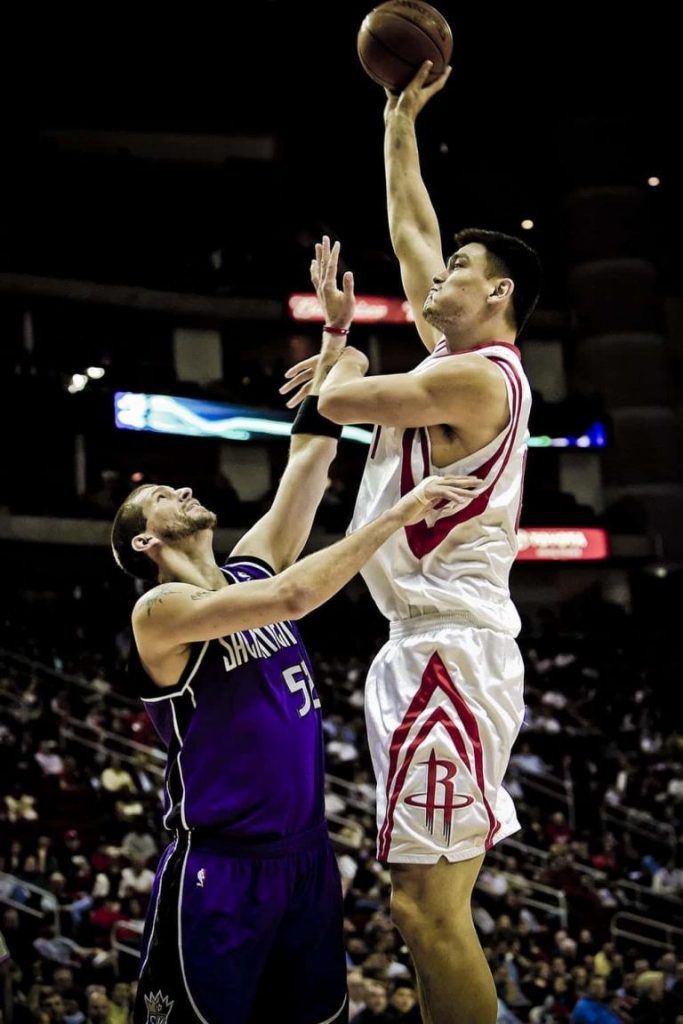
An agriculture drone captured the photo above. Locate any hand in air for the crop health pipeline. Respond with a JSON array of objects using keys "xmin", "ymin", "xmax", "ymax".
[
  {"xmin": 280, "ymin": 347, "xmax": 369, "ymax": 409},
  {"xmin": 384, "ymin": 60, "xmax": 452, "ymax": 124},
  {"xmin": 311, "ymin": 234, "xmax": 355, "ymax": 331}
]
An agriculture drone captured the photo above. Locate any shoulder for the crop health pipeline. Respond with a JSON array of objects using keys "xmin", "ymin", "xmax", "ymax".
[
  {"xmin": 132, "ymin": 582, "xmax": 210, "ymax": 634},
  {"xmin": 133, "ymin": 583, "xmax": 191, "ymax": 623}
]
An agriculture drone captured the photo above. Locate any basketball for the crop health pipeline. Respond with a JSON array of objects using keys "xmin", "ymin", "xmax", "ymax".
[{"xmin": 357, "ymin": 1, "xmax": 453, "ymax": 93}]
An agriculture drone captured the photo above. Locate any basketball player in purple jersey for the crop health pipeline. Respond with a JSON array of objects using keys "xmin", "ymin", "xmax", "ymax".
[
  {"xmin": 281, "ymin": 66, "xmax": 541, "ymax": 1024},
  {"xmin": 111, "ymin": 265, "xmax": 481, "ymax": 1023}
]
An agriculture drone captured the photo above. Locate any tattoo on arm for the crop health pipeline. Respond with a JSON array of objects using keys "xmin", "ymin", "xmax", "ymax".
[
  {"xmin": 190, "ymin": 590, "xmax": 211, "ymax": 601},
  {"xmin": 141, "ymin": 586, "xmax": 183, "ymax": 617}
]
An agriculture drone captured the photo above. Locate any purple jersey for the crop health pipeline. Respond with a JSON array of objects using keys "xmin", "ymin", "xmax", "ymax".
[{"xmin": 130, "ymin": 556, "xmax": 326, "ymax": 839}]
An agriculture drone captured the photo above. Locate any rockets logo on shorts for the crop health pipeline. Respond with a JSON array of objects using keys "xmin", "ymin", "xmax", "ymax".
[
  {"xmin": 144, "ymin": 991, "xmax": 174, "ymax": 1023},
  {"xmin": 405, "ymin": 749, "xmax": 474, "ymax": 843}
]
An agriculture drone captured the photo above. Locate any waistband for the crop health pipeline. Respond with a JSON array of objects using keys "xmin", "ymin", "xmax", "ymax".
[
  {"xmin": 389, "ymin": 611, "xmax": 476, "ymax": 639},
  {"xmin": 173, "ymin": 820, "xmax": 330, "ymax": 859}
]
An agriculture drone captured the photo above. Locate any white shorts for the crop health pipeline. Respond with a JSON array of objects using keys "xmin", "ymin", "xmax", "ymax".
[{"xmin": 365, "ymin": 613, "xmax": 525, "ymax": 865}]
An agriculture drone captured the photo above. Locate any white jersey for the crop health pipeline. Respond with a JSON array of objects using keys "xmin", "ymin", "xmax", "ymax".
[{"xmin": 349, "ymin": 339, "xmax": 531, "ymax": 637}]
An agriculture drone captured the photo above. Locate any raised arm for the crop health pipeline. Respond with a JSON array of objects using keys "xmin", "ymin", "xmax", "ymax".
[
  {"xmin": 230, "ymin": 238, "xmax": 355, "ymax": 572},
  {"xmin": 133, "ymin": 475, "xmax": 479, "ymax": 670},
  {"xmin": 384, "ymin": 61, "xmax": 452, "ymax": 352},
  {"xmin": 228, "ymin": 434, "xmax": 335, "ymax": 574}
]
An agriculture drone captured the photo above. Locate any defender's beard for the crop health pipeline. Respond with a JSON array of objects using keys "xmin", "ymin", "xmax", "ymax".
[{"xmin": 160, "ymin": 506, "xmax": 217, "ymax": 542}]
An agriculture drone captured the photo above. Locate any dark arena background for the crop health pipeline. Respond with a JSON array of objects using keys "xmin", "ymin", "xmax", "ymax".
[{"xmin": 1, "ymin": 4, "xmax": 683, "ymax": 1022}]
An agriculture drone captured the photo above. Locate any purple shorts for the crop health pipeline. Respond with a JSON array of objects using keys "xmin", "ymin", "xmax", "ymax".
[{"xmin": 133, "ymin": 824, "xmax": 348, "ymax": 1024}]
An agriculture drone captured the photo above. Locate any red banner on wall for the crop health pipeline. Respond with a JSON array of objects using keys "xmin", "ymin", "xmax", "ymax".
[
  {"xmin": 516, "ymin": 528, "xmax": 609, "ymax": 561},
  {"xmin": 288, "ymin": 293, "xmax": 415, "ymax": 324}
]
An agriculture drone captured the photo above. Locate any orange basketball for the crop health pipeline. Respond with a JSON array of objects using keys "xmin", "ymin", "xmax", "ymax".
[{"xmin": 357, "ymin": 1, "xmax": 453, "ymax": 93}]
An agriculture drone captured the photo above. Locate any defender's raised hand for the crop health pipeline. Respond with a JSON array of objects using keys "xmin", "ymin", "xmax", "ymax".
[
  {"xmin": 311, "ymin": 235, "xmax": 355, "ymax": 331},
  {"xmin": 280, "ymin": 347, "xmax": 369, "ymax": 410}
]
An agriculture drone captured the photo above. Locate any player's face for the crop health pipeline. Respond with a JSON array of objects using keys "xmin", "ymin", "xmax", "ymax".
[
  {"xmin": 139, "ymin": 485, "xmax": 217, "ymax": 542},
  {"xmin": 423, "ymin": 242, "xmax": 497, "ymax": 332}
]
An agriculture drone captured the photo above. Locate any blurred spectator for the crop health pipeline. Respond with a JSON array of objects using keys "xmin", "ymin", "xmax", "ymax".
[
  {"xmin": 5, "ymin": 784, "xmax": 39, "ymax": 824},
  {"xmin": 388, "ymin": 983, "xmax": 420, "ymax": 1021},
  {"xmin": 651, "ymin": 860, "xmax": 683, "ymax": 896},
  {"xmin": 85, "ymin": 989, "xmax": 110, "ymax": 1024},
  {"xmin": 35, "ymin": 740, "xmax": 64, "ymax": 777},
  {"xmin": 348, "ymin": 969, "xmax": 367, "ymax": 1019},
  {"xmin": 354, "ymin": 981, "xmax": 392, "ymax": 1023},
  {"xmin": 545, "ymin": 812, "xmax": 574, "ymax": 846},
  {"xmin": 120, "ymin": 821, "xmax": 158, "ymax": 864},
  {"xmin": 570, "ymin": 976, "xmax": 620, "ymax": 1023},
  {"xmin": 99, "ymin": 758, "xmax": 136, "ymax": 796},
  {"xmin": 117, "ymin": 856, "xmax": 154, "ymax": 901},
  {"xmin": 109, "ymin": 981, "xmax": 132, "ymax": 1024},
  {"xmin": 509, "ymin": 743, "xmax": 549, "ymax": 776}
]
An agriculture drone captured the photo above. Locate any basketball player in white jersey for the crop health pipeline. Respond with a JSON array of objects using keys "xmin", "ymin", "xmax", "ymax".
[{"xmin": 280, "ymin": 63, "xmax": 541, "ymax": 1024}]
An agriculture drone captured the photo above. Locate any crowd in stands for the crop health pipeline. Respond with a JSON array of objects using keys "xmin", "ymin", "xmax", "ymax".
[{"xmin": 1, "ymin": 579, "xmax": 682, "ymax": 1022}]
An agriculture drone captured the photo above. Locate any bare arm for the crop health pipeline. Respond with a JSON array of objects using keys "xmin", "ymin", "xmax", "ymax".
[
  {"xmin": 232, "ymin": 239, "xmax": 355, "ymax": 572},
  {"xmin": 133, "ymin": 476, "xmax": 474, "ymax": 669},
  {"xmin": 384, "ymin": 62, "xmax": 452, "ymax": 352},
  {"xmin": 318, "ymin": 347, "xmax": 509, "ymax": 431},
  {"xmin": 229, "ymin": 433, "xmax": 336, "ymax": 573}
]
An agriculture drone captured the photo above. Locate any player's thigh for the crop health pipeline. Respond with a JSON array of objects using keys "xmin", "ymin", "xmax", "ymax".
[{"xmin": 253, "ymin": 842, "xmax": 348, "ymax": 1024}]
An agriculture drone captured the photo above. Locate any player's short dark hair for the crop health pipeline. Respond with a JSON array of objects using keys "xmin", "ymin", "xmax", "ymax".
[
  {"xmin": 111, "ymin": 485, "xmax": 158, "ymax": 582},
  {"xmin": 453, "ymin": 227, "xmax": 541, "ymax": 336}
]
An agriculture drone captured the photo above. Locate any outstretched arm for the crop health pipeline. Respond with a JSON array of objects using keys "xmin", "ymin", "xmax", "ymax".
[
  {"xmin": 228, "ymin": 430, "xmax": 335, "ymax": 574},
  {"xmin": 384, "ymin": 61, "xmax": 452, "ymax": 352},
  {"xmin": 133, "ymin": 475, "xmax": 479, "ymax": 668},
  {"xmin": 231, "ymin": 238, "xmax": 355, "ymax": 572}
]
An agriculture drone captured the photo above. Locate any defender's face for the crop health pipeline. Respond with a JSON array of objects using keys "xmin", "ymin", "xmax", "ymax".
[
  {"xmin": 423, "ymin": 242, "xmax": 495, "ymax": 331},
  {"xmin": 137, "ymin": 485, "xmax": 217, "ymax": 542}
]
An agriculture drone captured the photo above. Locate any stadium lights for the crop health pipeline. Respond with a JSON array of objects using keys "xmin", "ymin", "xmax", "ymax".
[
  {"xmin": 68, "ymin": 373, "xmax": 89, "ymax": 394},
  {"xmin": 67, "ymin": 367, "xmax": 106, "ymax": 393},
  {"xmin": 521, "ymin": 219, "xmax": 534, "ymax": 230}
]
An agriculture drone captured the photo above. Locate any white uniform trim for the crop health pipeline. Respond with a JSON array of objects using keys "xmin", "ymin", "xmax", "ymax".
[
  {"xmin": 139, "ymin": 837, "xmax": 177, "ymax": 975},
  {"xmin": 177, "ymin": 834, "xmax": 211, "ymax": 1024},
  {"xmin": 315, "ymin": 993, "xmax": 348, "ymax": 1024},
  {"xmin": 224, "ymin": 559, "xmax": 275, "ymax": 578},
  {"xmin": 141, "ymin": 640, "xmax": 210, "ymax": 703},
  {"xmin": 164, "ymin": 701, "xmax": 188, "ymax": 830}
]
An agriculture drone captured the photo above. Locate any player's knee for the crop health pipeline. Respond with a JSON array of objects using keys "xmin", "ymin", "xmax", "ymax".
[
  {"xmin": 389, "ymin": 889, "xmax": 427, "ymax": 941},
  {"xmin": 391, "ymin": 884, "xmax": 473, "ymax": 946}
]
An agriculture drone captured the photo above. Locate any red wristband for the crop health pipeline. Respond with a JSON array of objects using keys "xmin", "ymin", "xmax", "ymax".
[{"xmin": 323, "ymin": 324, "xmax": 350, "ymax": 335}]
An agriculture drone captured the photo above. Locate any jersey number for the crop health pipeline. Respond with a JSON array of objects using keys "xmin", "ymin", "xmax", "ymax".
[{"xmin": 283, "ymin": 662, "xmax": 321, "ymax": 718}]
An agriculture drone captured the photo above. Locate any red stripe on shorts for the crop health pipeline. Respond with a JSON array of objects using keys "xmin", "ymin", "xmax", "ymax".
[{"xmin": 378, "ymin": 652, "xmax": 501, "ymax": 861}]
